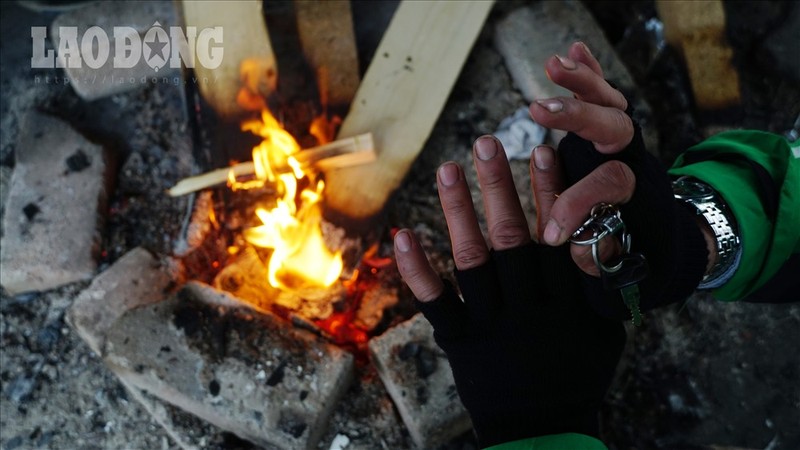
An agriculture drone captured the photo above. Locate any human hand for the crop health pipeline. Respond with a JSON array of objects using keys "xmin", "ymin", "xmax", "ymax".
[
  {"xmin": 393, "ymin": 137, "xmax": 625, "ymax": 446},
  {"xmin": 529, "ymin": 42, "xmax": 710, "ymax": 318}
]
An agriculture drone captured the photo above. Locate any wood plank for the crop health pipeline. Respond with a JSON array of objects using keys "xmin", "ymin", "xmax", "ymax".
[
  {"xmin": 324, "ymin": 0, "xmax": 495, "ymax": 222},
  {"xmin": 294, "ymin": 0, "xmax": 361, "ymax": 109},
  {"xmin": 181, "ymin": 0, "xmax": 278, "ymax": 118}
]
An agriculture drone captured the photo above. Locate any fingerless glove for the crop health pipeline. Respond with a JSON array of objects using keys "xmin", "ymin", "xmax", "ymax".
[
  {"xmin": 558, "ymin": 105, "xmax": 709, "ymax": 319},
  {"xmin": 416, "ymin": 244, "xmax": 625, "ymax": 447}
]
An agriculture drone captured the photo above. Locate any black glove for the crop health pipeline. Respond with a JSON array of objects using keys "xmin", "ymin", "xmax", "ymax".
[
  {"xmin": 416, "ymin": 243, "xmax": 625, "ymax": 447},
  {"xmin": 558, "ymin": 103, "xmax": 709, "ymax": 319}
]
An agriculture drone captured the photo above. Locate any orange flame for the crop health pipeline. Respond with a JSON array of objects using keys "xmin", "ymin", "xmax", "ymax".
[{"xmin": 230, "ymin": 108, "xmax": 343, "ymax": 291}]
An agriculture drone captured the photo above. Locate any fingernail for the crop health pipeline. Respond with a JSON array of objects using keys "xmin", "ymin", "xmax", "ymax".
[
  {"xmin": 543, "ymin": 219, "xmax": 562, "ymax": 245},
  {"xmin": 556, "ymin": 54, "xmax": 577, "ymax": 70},
  {"xmin": 438, "ymin": 163, "xmax": 459, "ymax": 186},
  {"xmin": 533, "ymin": 145, "xmax": 554, "ymax": 170},
  {"xmin": 536, "ymin": 99, "xmax": 563, "ymax": 113},
  {"xmin": 579, "ymin": 41, "xmax": 593, "ymax": 58},
  {"xmin": 395, "ymin": 231, "xmax": 411, "ymax": 252},
  {"xmin": 474, "ymin": 136, "xmax": 498, "ymax": 161}
]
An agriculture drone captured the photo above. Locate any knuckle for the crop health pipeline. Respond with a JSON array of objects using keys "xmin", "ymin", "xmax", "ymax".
[
  {"xmin": 599, "ymin": 160, "xmax": 636, "ymax": 195},
  {"xmin": 478, "ymin": 169, "xmax": 507, "ymax": 191},
  {"xmin": 453, "ymin": 239, "xmax": 488, "ymax": 268},
  {"xmin": 398, "ymin": 266, "xmax": 438, "ymax": 300},
  {"xmin": 490, "ymin": 218, "xmax": 530, "ymax": 248},
  {"xmin": 442, "ymin": 197, "xmax": 472, "ymax": 218},
  {"xmin": 414, "ymin": 284, "xmax": 443, "ymax": 303},
  {"xmin": 551, "ymin": 194, "xmax": 579, "ymax": 223},
  {"xmin": 397, "ymin": 259, "xmax": 423, "ymax": 282},
  {"xmin": 613, "ymin": 109, "xmax": 633, "ymax": 135},
  {"xmin": 614, "ymin": 90, "xmax": 629, "ymax": 111}
]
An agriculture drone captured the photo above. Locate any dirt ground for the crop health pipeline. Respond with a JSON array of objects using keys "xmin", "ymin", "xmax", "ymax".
[{"xmin": 2, "ymin": 1, "xmax": 799, "ymax": 450}]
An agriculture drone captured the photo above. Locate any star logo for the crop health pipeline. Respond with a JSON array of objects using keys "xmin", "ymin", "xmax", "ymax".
[
  {"xmin": 143, "ymin": 21, "xmax": 170, "ymax": 72},
  {"xmin": 145, "ymin": 32, "xmax": 168, "ymax": 63}
]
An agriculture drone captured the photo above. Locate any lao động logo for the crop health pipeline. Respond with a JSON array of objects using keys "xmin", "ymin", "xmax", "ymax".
[{"xmin": 31, "ymin": 21, "xmax": 224, "ymax": 71}]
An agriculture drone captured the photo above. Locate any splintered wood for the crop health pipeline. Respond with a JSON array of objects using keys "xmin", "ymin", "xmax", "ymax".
[
  {"xmin": 181, "ymin": 0, "xmax": 277, "ymax": 118},
  {"xmin": 167, "ymin": 133, "xmax": 374, "ymax": 197},
  {"xmin": 324, "ymin": 1, "xmax": 495, "ymax": 223}
]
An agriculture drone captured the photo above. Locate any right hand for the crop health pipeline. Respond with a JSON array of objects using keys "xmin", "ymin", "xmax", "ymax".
[{"xmin": 394, "ymin": 136, "xmax": 625, "ymax": 447}]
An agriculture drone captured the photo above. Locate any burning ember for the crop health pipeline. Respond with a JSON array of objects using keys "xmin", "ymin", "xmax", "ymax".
[{"xmin": 228, "ymin": 108, "xmax": 343, "ymax": 292}]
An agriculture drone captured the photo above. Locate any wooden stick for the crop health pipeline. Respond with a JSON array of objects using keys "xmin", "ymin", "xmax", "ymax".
[{"xmin": 168, "ymin": 133, "xmax": 375, "ymax": 197}]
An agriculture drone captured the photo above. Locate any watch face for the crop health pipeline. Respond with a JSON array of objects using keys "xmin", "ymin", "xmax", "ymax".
[{"xmin": 673, "ymin": 178, "xmax": 715, "ymax": 201}]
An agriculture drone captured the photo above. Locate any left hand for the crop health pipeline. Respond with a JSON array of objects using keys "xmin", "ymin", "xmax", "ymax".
[
  {"xmin": 530, "ymin": 42, "xmax": 709, "ymax": 317},
  {"xmin": 528, "ymin": 42, "xmax": 637, "ymax": 276},
  {"xmin": 394, "ymin": 136, "xmax": 625, "ymax": 446}
]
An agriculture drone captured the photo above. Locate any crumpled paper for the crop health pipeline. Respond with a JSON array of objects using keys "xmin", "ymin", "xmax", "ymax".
[{"xmin": 494, "ymin": 106, "xmax": 548, "ymax": 160}]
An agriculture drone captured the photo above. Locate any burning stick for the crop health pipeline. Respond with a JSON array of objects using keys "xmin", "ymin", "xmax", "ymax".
[{"xmin": 168, "ymin": 132, "xmax": 375, "ymax": 197}]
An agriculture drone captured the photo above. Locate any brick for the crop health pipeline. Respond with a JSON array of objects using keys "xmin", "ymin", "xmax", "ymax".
[
  {"xmin": 50, "ymin": 1, "xmax": 179, "ymax": 101},
  {"xmin": 0, "ymin": 112, "xmax": 110, "ymax": 295},
  {"xmin": 0, "ymin": 165, "xmax": 11, "ymax": 225},
  {"xmin": 68, "ymin": 247, "xmax": 177, "ymax": 355},
  {"xmin": 103, "ymin": 281, "xmax": 355, "ymax": 449},
  {"xmin": 369, "ymin": 314, "xmax": 471, "ymax": 448},
  {"xmin": 494, "ymin": 3, "xmax": 658, "ymax": 151},
  {"xmin": 656, "ymin": 1, "xmax": 741, "ymax": 111}
]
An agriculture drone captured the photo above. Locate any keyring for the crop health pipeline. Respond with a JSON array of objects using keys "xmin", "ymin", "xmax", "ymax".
[
  {"xmin": 569, "ymin": 203, "xmax": 625, "ymax": 246},
  {"xmin": 568, "ymin": 203, "xmax": 632, "ymax": 274}
]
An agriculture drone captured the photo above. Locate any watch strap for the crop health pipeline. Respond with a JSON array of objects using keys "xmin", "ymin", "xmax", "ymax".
[{"xmin": 672, "ymin": 177, "xmax": 742, "ymax": 289}]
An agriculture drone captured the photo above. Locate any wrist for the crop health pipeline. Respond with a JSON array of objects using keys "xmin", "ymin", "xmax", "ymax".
[
  {"xmin": 672, "ymin": 176, "xmax": 742, "ymax": 289},
  {"xmin": 695, "ymin": 215, "xmax": 718, "ymax": 275}
]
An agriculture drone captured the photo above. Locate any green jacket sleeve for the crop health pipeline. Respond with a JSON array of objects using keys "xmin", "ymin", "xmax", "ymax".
[
  {"xmin": 668, "ymin": 130, "xmax": 800, "ymax": 301},
  {"xmin": 485, "ymin": 433, "xmax": 608, "ymax": 450}
]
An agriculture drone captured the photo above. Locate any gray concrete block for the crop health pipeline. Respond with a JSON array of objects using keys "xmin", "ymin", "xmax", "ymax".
[
  {"xmin": 494, "ymin": 2, "xmax": 658, "ymax": 151},
  {"xmin": 68, "ymin": 247, "xmax": 177, "ymax": 355},
  {"xmin": 0, "ymin": 112, "xmax": 110, "ymax": 295},
  {"xmin": 103, "ymin": 281, "xmax": 355, "ymax": 450},
  {"xmin": 0, "ymin": 165, "xmax": 12, "ymax": 228},
  {"xmin": 50, "ymin": 1, "xmax": 179, "ymax": 100},
  {"xmin": 369, "ymin": 313, "xmax": 471, "ymax": 448}
]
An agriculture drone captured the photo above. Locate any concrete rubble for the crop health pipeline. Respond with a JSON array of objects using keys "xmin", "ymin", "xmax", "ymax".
[
  {"xmin": 0, "ymin": 111, "xmax": 110, "ymax": 295},
  {"xmin": 69, "ymin": 251, "xmax": 355, "ymax": 450},
  {"xmin": 369, "ymin": 313, "xmax": 472, "ymax": 448},
  {"xmin": 49, "ymin": 1, "xmax": 179, "ymax": 100}
]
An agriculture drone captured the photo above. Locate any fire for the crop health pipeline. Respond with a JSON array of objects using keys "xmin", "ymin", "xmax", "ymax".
[{"xmin": 229, "ymin": 108, "xmax": 343, "ymax": 292}]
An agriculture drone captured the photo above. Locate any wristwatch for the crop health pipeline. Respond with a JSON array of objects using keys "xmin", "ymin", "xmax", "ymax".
[{"xmin": 672, "ymin": 176, "xmax": 741, "ymax": 288}]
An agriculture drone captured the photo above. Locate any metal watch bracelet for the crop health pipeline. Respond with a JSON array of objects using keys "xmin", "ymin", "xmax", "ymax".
[{"xmin": 672, "ymin": 176, "xmax": 742, "ymax": 289}]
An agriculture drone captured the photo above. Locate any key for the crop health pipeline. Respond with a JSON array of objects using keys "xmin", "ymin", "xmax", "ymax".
[
  {"xmin": 600, "ymin": 252, "xmax": 648, "ymax": 291},
  {"xmin": 620, "ymin": 283, "xmax": 643, "ymax": 327},
  {"xmin": 600, "ymin": 252, "xmax": 648, "ymax": 326}
]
